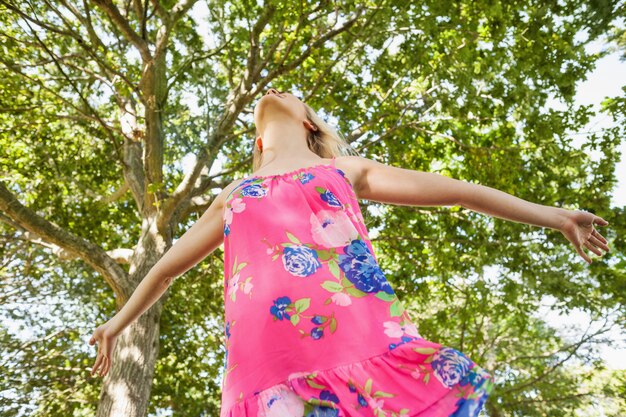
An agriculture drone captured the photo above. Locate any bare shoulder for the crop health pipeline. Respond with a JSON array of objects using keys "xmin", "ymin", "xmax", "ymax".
[
  {"xmin": 213, "ymin": 177, "xmax": 248, "ymax": 211},
  {"xmin": 334, "ymin": 155, "xmax": 380, "ymax": 199}
]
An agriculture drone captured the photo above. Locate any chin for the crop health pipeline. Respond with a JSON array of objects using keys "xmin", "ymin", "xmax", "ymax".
[{"xmin": 255, "ymin": 97, "xmax": 290, "ymax": 120}]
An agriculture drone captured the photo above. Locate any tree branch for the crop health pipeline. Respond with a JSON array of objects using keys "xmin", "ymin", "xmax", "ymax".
[
  {"xmin": 0, "ymin": 182, "xmax": 131, "ymax": 305},
  {"xmin": 91, "ymin": 0, "xmax": 152, "ymax": 60}
]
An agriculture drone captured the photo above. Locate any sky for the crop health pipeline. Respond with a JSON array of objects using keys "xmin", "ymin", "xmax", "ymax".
[{"xmin": 537, "ymin": 34, "xmax": 626, "ymax": 370}]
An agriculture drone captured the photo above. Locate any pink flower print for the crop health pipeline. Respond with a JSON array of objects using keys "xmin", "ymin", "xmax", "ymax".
[
  {"xmin": 383, "ymin": 321, "xmax": 405, "ymax": 338},
  {"xmin": 227, "ymin": 272, "xmax": 241, "ymax": 299},
  {"xmin": 262, "ymin": 386, "xmax": 305, "ymax": 417},
  {"xmin": 231, "ymin": 197, "xmax": 245, "ymax": 212},
  {"xmin": 370, "ymin": 397, "xmax": 386, "ymax": 414},
  {"xmin": 224, "ymin": 197, "xmax": 246, "ymax": 226},
  {"xmin": 310, "ymin": 209, "xmax": 359, "ymax": 248},
  {"xmin": 404, "ymin": 321, "xmax": 421, "ymax": 338},
  {"xmin": 331, "ymin": 292, "xmax": 352, "ymax": 306},
  {"xmin": 383, "ymin": 320, "xmax": 421, "ymax": 338},
  {"xmin": 242, "ymin": 280, "xmax": 253, "ymax": 295}
]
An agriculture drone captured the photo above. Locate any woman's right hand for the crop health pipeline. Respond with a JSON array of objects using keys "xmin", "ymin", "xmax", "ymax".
[
  {"xmin": 89, "ymin": 322, "xmax": 118, "ymax": 378},
  {"xmin": 558, "ymin": 209, "xmax": 610, "ymax": 264}
]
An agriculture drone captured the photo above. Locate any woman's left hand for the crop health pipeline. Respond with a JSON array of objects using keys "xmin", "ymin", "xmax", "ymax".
[
  {"xmin": 559, "ymin": 209, "xmax": 610, "ymax": 264},
  {"xmin": 89, "ymin": 321, "xmax": 118, "ymax": 378}
]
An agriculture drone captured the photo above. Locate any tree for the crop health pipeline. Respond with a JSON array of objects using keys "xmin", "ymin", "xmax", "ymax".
[{"xmin": 0, "ymin": 0, "xmax": 624, "ymax": 416}]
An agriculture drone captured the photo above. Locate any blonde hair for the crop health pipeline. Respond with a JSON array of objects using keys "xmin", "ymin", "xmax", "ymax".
[{"xmin": 252, "ymin": 102, "xmax": 361, "ymax": 171}]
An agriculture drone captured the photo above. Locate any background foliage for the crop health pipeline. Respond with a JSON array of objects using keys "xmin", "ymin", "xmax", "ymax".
[{"xmin": 0, "ymin": 0, "xmax": 624, "ymax": 416}]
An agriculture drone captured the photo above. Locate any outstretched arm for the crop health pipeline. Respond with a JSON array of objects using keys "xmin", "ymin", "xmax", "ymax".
[
  {"xmin": 89, "ymin": 180, "xmax": 236, "ymax": 377},
  {"xmin": 344, "ymin": 156, "xmax": 610, "ymax": 264},
  {"xmin": 103, "ymin": 187, "xmax": 231, "ymax": 338}
]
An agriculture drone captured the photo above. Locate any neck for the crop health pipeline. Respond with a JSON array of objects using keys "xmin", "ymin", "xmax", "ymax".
[{"xmin": 258, "ymin": 120, "xmax": 320, "ymax": 165}]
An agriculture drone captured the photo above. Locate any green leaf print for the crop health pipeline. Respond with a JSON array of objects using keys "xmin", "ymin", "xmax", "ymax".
[
  {"xmin": 306, "ymin": 397, "xmax": 339, "ymax": 410},
  {"xmin": 364, "ymin": 378, "xmax": 372, "ymax": 395},
  {"xmin": 374, "ymin": 390, "xmax": 395, "ymax": 398},
  {"xmin": 305, "ymin": 378, "xmax": 326, "ymax": 390},
  {"xmin": 317, "ymin": 249, "xmax": 332, "ymax": 260},
  {"xmin": 294, "ymin": 298, "xmax": 310, "ymax": 313},
  {"xmin": 290, "ymin": 315, "xmax": 300, "ymax": 325},
  {"xmin": 389, "ymin": 299, "xmax": 404, "ymax": 317},
  {"xmin": 328, "ymin": 259, "xmax": 340, "ymax": 278},
  {"xmin": 321, "ymin": 280, "xmax": 343, "ymax": 292},
  {"xmin": 329, "ymin": 317, "xmax": 337, "ymax": 333},
  {"xmin": 413, "ymin": 347, "xmax": 438, "ymax": 355},
  {"xmin": 285, "ymin": 231, "xmax": 301, "ymax": 244},
  {"xmin": 375, "ymin": 291, "xmax": 397, "ymax": 302},
  {"xmin": 235, "ymin": 261, "xmax": 248, "ymax": 273},
  {"xmin": 423, "ymin": 373, "xmax": 430, "ymax": 384},
  {"xmin": 345, "ymin": 286, "xmax": 367, "ymax": 297}
]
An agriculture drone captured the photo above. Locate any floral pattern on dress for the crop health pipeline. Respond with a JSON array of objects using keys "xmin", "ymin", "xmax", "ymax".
[
  {"xmin": 269, "ymin": 295, "xmax": 338, "ymax": 340},
  {"xmin": 219, "ymin": 159, "xmax": 495, "ymax": 417},
  {"xmin": 222, "ymin": 319, "xmax": 238, "ymax": 389},
  {"xmin": 225, "ymin": 254, "xmax": 254, "ymax": 303}
]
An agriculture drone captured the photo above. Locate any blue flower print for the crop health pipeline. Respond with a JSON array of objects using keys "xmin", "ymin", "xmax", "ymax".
[
  {"xmin": 311, "ymin": 327, "xmax": 324, "ymax": 339},
  {"xmin": 459, "ymin": 365, "xmax": 490, "ymax": 389},
  {"xmin": 347, "ymin": 382, "xmax": 368, "ymax": 407},
  {"xmin": 320, "ymin": 389, "xmax": 339, "ymax": 404},
  {"xmin": 266, "ymin": 395, "xmax": 279, "ymax": 408},
  {"xmin": 224, "ymin": 223, "xmax": 231, "ymax": 237},
  {"xmin": 338, "ymin": 239, "xmax": 394, "ymax": 294},
  {"xmin": 240, "ymin": 182, "xmax": 267, "ymax": 198},
  {"xmin": 270, "ymin": 296, "xmax": 292, "ymax": 320},
  {"xmin": 222, "ymin": 321, "xmax": 236, "ymax": 384},
  {"xmin": 222, "ymin": 321, "xmax": 232, "ymax": 375},
  {"xmin": 449, "ymin": 393, "xmax": 489, "ymax": 417},
  {"xmin": 305, "ymin": 406, "xmax": 340, "ymax": 417},
  {"xmin": 431, "ymin": 347, "xmax": 472, "ymax": 388},
  {"xmin": 282, "ymin": 245, "xmax": 323, "ymax": 277},
  {"xmin": 321, "ymin": 189, "xmax": 342, "ymax": 207},
  {"xmin": 299, "ymin": 172, "xmax": 314, "ymax": 184},
  {"xmin": 388, "ymin": 335, "xmax": 420, "ymax": 350},
  {"xmin": 302, "ymin": 390, "xmax": 340, "ymax": 417}
]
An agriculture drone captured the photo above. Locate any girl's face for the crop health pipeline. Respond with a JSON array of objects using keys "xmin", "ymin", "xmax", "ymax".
[{"xmin": 253, "ymin": 88, "xmax": 307, "ymax": 129}]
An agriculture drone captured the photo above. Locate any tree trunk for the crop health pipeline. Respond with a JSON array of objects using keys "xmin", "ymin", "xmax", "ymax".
[{"xmin": 96, "ymin": 304, "xmax": 163, "ymax": 417}]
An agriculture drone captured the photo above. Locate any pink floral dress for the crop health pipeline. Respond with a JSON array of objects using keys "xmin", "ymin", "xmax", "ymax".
[{"xmin": 220, "ymin": 157, "xmax": 495, "ymax": 417}]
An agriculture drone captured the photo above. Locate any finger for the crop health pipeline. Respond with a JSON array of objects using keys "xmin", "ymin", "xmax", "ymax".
[
  {"xmin": 593, "ymin": 216, "xmax": 609, "ymax": 226},
  {"xmin": 588, "ymin": 234, "xmax": 609, "ymax": 252},
  {"xmin": 592, "ymin": 229, "xmax": 609, "ymax": 247},
  {"xmin": 99, "ymin": 356, "xmax": 108, "ymax": 377},
  {"xmin": 104, "ymin": 356, "xmax": 111, "ymax": 377},
  {"xmin": 575, "ymin": 244, "xmax": 592, "ymax": 264},
  {"xmin": 91, "ymin": 354, "xmax": 103, "ymax": 376},
  {"xmin": 583, "ymin": 240, "xmax": 602, "ymax": 256},
  {"xmin": 104, "ymin": 355, "xmax": 112, "ymax": 376},
  {"xmin": 591, "ymin": 228, "xmax": 607, "ymax": 242},
  {"xmin": 89, "ymin": 336, "xmax": 95, "ymax": 345},
  {"xmin": 104, "ymin": 356, "xmax": 109, "ymax": 377}
]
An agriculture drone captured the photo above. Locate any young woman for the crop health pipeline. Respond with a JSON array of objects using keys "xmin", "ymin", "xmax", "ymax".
[{"xmin": 89, "ymin": 88, "xmax": 610, "ymax": 417}]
